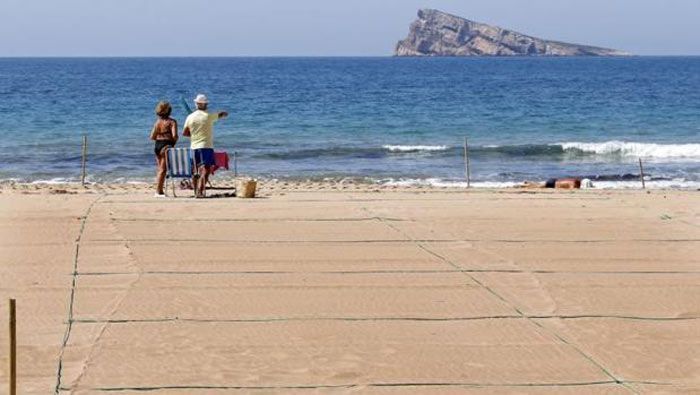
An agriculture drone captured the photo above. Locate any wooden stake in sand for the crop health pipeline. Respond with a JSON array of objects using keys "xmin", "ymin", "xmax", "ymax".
[
  {"xmin": 639, "ymin": 158, "xmax": 646, "ymax": 189},
  {"xmin": 81, "ymin": 135, "xmax": 88, "ymax": 186},
  {"xmin": 9, "ymin": 299, "xmax": 16, "ymax": 395},
  {"xmin": 463, "ymin": 137, "xmax": 471, "ymax": 188}
]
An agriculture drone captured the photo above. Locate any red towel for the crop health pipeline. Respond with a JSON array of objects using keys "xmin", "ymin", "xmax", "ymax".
[{"xmin": 211, "ymin": 151, "xmax": 230, "ymax": 175}]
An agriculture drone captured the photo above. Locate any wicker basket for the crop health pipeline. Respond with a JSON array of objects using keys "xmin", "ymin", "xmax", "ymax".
[{"xmin": 236, "ymin": 179, "xmax": 257, "ymax": 199}]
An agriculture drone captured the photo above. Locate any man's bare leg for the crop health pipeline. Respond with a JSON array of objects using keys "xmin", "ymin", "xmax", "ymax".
[{"xmin": 197, "ymin": 166, "xmax": 209, "ymax": 197}]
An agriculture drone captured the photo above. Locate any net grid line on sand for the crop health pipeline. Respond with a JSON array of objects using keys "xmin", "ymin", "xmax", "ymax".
[
  {"xmin": 358, "ymin": 204, "xmax": 634, "ymax": 392},
  {"xmin": 39, "ymin": 191, "xmax": 698, "ymax": 393}
]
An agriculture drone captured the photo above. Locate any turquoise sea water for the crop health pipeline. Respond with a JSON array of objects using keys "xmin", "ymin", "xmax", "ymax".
[{"xmin": 0, "ymin": 57, "xmax": 698, "ymax": 188}]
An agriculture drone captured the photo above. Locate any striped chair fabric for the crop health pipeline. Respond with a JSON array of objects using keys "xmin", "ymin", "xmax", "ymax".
[
  {"xmin": 164, "ymin": 148, "xmax": 194, "ymax": 197},
  {"xmin": 166, "ymin": 148, "xmax": 193, "ymax": 179}
]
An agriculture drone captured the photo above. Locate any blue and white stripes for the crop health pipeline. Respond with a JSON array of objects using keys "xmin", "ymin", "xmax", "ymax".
[{"xmin": 166, "ymin": 148, "xmax": 193, "ymax": 178}]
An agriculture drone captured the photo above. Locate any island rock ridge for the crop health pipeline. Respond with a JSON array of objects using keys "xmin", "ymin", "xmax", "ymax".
[{"xmin": 395, "ymin": 9, "xmax": 630, "ymax": 57}]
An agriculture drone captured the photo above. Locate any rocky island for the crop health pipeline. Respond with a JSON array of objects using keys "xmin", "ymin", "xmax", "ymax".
[{"xmin": 396, "ymin": 9, "xmax": 629, "ymax": 57}]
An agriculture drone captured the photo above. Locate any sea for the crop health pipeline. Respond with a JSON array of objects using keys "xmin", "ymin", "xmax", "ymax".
[{"xmin": 1, "ymin": 57, "xmax": 698, "ymax": 189}]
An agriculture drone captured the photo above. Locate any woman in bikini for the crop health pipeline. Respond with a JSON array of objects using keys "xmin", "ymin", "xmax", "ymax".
[{"xmin": 150, "ymin": 101, "xmax": 178, "ymax": 197}]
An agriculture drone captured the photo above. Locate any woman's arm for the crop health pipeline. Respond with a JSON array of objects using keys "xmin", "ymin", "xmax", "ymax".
[
  {"xmin": 149, "ymin": 122, "xmax": 158, "ymax": 141},
  {"xmin": 171, "ymin": 120, "xmax": 179, "ymax": 142}
]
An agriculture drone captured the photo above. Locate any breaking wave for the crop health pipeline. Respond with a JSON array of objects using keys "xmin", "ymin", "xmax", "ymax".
[
  {"xmin": 258, "ymin": 141, "xmax": 700, "ymax": 161},
  {"xmin": 260, "ymin": 145, "xmax": 452, "ymax": 160},
  {"xmin": 382, "ymin": 145, "xmax": 450, "ymax": 152},
  {"xmin": 382, "ymin": 177, "xmax": 700, "ymax": 190},
  {"xmin": 557, "ymin": 141, "xmax": 700, "ymax": 159}
]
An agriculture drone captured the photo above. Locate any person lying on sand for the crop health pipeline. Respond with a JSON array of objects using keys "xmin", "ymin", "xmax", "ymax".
[{"xmin": 520, "ymin": 178, "xmax": 591, "ymax": 190}]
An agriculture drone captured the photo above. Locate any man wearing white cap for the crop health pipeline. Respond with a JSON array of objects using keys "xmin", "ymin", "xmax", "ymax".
[{"xmin": 183, "ymin": 94, "xmax": 229, "ymax": 198}]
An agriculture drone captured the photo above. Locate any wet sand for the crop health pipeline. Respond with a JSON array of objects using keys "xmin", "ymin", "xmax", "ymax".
[{"xmin": 0, "ymin": 183, "xmax": 698, "ymax": 394}]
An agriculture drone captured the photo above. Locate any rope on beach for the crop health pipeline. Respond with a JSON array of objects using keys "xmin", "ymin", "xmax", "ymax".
[
  {"xmin": 79, "ymin": 379, "xmax": 672, "ymax": 392},
  {"xmin": 68, "ymin": 314, "xmax": 700, "ymax": 326},
  {"xmin": 363, "ymin": 208, "xmax": 632, "ymax": 391},
  {"xmin": 110, "ymin": 216, "xmax": 408, "ymax": 223},
  {"xmin": 53, "ymin": 195, "xmax": 104, "ymax": 395},
  {"xmin": 72, "ymin": 268, "xmax": 700, "ymax": 276},
  {"xmin": 81, "ymin": 237, "xmax": 700, "ymax": 244},
  {"xmin": 416, "ymin": 243, "xmax": 630, "ymax": 384}
]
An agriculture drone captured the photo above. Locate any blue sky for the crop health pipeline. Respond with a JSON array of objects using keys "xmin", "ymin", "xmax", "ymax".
[{"xmin": 2, "ymin": 0, "xmax": 699, "ymax": 56}]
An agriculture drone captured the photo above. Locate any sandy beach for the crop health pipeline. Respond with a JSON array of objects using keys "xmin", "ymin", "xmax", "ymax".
[{"xmin": 0, "ymin": 183, "xmax": 698, "ymax": 394}]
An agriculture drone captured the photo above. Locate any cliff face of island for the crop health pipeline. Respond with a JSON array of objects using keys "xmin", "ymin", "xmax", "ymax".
[{"xmin": 395, "ymin": 9, "xmax": 629, "ymax": 57}]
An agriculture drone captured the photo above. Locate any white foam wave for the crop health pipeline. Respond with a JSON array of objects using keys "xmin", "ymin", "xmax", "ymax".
[
  {"xmin": 382, "ymin": 178, "xmax": 699, "ymax": 190},
  {"xmin": 383, "ymin": 145, "xmax": 450, "ymax": 152},
  {"xmin": 29, "ymin": 178, "xmax": 79, "ymax": 185},
  {"xmin": 383, "ymin": 178, "xmax": 520, "ymax": 189},
  {"xmin": 591, "ymin": 179, "xmax": 700, "ymax": 190},
  {"xmin": 557, "ymin": 141, "xmax": 700, "ymax": 159}
]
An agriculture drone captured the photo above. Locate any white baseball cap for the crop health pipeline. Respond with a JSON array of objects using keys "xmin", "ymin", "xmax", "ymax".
[{"xmin": 194, "ymin": 94, "xmax": 209, "ymax": 104}]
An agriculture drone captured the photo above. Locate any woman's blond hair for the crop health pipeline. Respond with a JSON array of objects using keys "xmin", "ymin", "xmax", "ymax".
[{"xmin": 155, "ymin": 101, "xmax": 172, "ymax": 118}]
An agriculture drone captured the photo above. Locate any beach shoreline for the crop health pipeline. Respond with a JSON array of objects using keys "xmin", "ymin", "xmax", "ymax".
[{"xmin": 1, "ymin": 177, "xmax": 699, "ymax": 197}]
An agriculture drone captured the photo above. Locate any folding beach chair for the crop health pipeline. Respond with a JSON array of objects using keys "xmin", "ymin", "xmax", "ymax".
[{"xmin": 164, "ymin": 148, "xmax": 196, "ymax": 197}]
